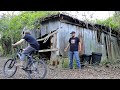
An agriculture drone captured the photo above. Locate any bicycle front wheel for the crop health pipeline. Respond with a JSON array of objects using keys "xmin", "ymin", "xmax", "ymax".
[
  {"xmin": 3, "ymin": 59, "xmax": 17, "ymax": 78},
  {"xmin": 28, "ymin": 60, "xmax": 47, "ymax": 79}
]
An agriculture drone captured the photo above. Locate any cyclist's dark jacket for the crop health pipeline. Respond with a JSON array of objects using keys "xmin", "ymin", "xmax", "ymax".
[{"xmin": 23, "ymin": 33, "xmax": 40, "ymax": 50}]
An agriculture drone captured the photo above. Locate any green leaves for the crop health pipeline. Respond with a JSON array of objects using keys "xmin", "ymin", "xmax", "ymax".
[
  {"xmin": 0, "ymin": 11, "xmax": 58, "ymax": 55},
  {"xmin": 94, "ymin": 14, "xmax": 120, "ymax": 32}
]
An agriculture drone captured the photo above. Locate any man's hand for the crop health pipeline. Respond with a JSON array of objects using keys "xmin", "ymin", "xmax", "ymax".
[
  {"xmin": 64, "ymin": 48, "xmax": 67, "ymax": 52},
  {"xmin": 78, "ymin": 49, "xmax": 81, "ymax": 53},
  {"xmin": 12, "ymin": 44, "xmax": 17, "ymax": 48},
  {"xmin": 12, "ymin": 44, "xmax": 15, "ymax": 46}
]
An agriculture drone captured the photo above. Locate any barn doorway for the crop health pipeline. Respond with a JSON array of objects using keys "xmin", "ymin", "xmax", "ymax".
[
  {"xmin": 38, "ymin": 33, "xmax": 51, "ymax": 60},
  {"xmin": 104, "ymin": 35, "xmax": 108, "ymax": 58},
  {"xmin": 37, "ymin": 30, "xmax": 57, "ymax": 60}
]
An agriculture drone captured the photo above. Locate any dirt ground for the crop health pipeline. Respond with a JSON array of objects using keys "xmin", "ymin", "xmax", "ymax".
[{"xmin": 0, "ymin": 57, "xmax": 120, "ymax": 79}]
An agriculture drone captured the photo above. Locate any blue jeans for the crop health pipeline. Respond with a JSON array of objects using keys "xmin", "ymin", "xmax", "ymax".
[
  {"xmin": 69, "ymin": 51, "xmax": 81, "ymax": 69},
  {"xmin": 20, "ymin": 46, "xmax": 36, "ymax": 61}
]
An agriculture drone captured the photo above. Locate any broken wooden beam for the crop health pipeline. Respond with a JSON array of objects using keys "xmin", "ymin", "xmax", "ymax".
[
  {"xmin": 38, "ymin": 48, "xmax": 58, "ymax": 52},
  {"xmin": 37, "ymin": 30, "xmax": 58, "ymax": 42}
]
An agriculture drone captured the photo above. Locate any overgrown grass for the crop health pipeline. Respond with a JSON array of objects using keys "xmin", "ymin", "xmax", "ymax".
[
  {"xmin": 100, "ymin": 58, "xmax": 120, "ymax": 68},
  {"xmin": 62, "ymin": 58, "xmax": 78, "ymax": 69}
]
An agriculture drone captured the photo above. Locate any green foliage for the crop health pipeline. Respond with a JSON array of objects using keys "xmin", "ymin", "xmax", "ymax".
[
  {"xmin": 95, "ymin": 17, "xmax": 119, "ymax": 30},
  {"xmin": 62, "ymin": 58, "xmax": 69, "ymax": 68},
  {"xmin": 62, "ymin": 58, "xmax": 78, "ymax": 69},
  {"xmin": 93, "ymin": 13, "xmax": 120, "ymax": 32},
  {"xmin": 0, "ymin": 11, "xmax": 58, "ymax": 56}
]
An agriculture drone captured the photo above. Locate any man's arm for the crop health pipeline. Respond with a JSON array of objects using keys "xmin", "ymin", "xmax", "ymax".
[
  {"xmin": 64, "ymin": 43, "xmax": 70, "ymax": 52},
  {"xmin": 12, "ymin": 39, "xmax": 25, "ymax": 46}
]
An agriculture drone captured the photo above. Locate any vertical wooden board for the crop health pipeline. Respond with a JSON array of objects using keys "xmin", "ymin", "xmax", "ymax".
[
  {"xmin": 111, "ymin": 37, "xmax": 119, "ymax": 59},
  {"xmin": 111, "ymin": 37, "xmax": 115, "ymax": 59},
  {"xmin": 106, "ymin": 35, "xmax": 111, "ymax": 58},
  {"xmin": 91, "ymin": 30, "xmax": 96, "ymax": 53},
  {"xmin": 75, "ymin": 26, "xmax": 79, "ymax": 37},
  {"xmin": 59, "ymin": 22, "xmax": 69, "ymax": 57},
  {"xmin": 56, "ymin": 21, "xmax": 61, "ymax": 56},
  {"xmin": 101, "ymin": 33, "xmax": 107, "ymax": 61},
  {"xmin": 83, "ymin": 28, "xmax": 91, "ymax": 54},
  {"xmin": 89, "ymin": 29, "xmax": 94, "ymax": 54},
  {"xmin": 94, "ymin": 30, "xmax": 98, "ymax": 52},
  {"xmin": 83, "ymin": 28, "xmax": 86, "ymax": 54},
  {"xmin": 76, "ymin": 26, "xmax": 84, "ymax": 55},
  {"xmin": 82, "ymin": 28, "xmax": 85, "ymax": 54},
  {"xmin": 40, "ymin": 24, "xmax": 47, "ymax": 37},
  {"xmin": 87, "ymin": 29, "xmax": 92, "ymax": 54},
  {"xmin": 40, "ymin": 20, "xmax": 59, "ymax": 37},
  {"xmin": 48, "ymin": 20, "xmax": 59, "ymax": 33},
  {"xmin": 80, "ymin": 27, "xmax": 85, "ymax": 54},
  {"xmin": 115, "ymin": 38, "xmax": 120, "ymax": 57},
  {"xmin": 117, "ymin": 40, "xmax": 120, "ymax": 56}
]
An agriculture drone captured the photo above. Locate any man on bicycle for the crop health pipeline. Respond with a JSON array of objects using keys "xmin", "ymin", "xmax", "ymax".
[{"xmin": 12, "ymin": 30, "xmax": 40, "ymax": 68}]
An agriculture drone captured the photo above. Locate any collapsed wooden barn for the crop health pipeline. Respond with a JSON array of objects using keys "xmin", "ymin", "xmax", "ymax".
[{"xmin": 30, "ymin": 13, "xmax": 120, "ymax": 65}]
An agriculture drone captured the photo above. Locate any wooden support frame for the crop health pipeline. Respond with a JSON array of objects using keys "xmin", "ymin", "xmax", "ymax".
[
  {"xmin": 38, "ymin": 48, "xmax": 58, "ymax": 52},
  {"xmin": 37, "ymin": 30, "xmax": 58, "ymax": 42}
]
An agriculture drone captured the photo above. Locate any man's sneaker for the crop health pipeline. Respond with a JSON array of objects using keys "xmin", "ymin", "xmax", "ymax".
[
  {"xmin": 19, "ymin": 66, "xmax": 24, "ymax": 69},
  {"xmin": 15, "ymin": 63, "xmax": 24, "ymax": 69},
  {"xmin": 15, "ymin": 63, "xmax": 22, "ymax": 67}
]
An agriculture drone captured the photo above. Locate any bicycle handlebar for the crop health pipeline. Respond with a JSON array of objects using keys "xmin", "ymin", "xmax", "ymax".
[{"xmin": 13, "ymin": 46, "xmax": 23, "ymax": 53}]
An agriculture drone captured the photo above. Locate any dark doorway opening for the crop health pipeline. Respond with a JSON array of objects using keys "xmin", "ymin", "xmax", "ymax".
[{"xmin": 37, "ymin": 34, "xmax": 51, "ymax": 60}]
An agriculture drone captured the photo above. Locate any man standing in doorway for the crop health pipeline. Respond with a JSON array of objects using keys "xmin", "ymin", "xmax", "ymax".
[{"xmin": 64, "ymin": 31, "xmax": 81, "ymax": 69}]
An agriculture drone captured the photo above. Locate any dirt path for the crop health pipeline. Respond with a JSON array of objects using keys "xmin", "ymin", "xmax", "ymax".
[{"xmin": 1, "ymin": 57, "xmax": 120, "ymax": 79}]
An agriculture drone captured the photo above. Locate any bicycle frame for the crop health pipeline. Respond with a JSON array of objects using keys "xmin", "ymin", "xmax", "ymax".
[{"xmin": 15, "ymin": 47, "xmax": 35, "ymax": 69}]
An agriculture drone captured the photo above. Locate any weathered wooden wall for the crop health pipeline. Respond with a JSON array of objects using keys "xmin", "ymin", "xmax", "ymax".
[
  {"xmin": 40, "ymin": 19, "xmax": 120, "ymax": 62},
  {"xmin": 40, "ymin": 20, "xmax": 59, "ymax": 37},
  {"xmin": 40, "ymin": 20, "xmax": 60, "ymax": 64},
  {"xmin": 59, "ymin": 20, "xmax": 120, "ymax": 61}
]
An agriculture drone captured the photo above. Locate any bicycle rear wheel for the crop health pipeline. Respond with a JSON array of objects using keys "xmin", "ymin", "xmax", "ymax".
[
  {"xmin": 28, "ymin": 60, "xmax": 47, "ymax": 79},
  {"xmin": 3, "ymin": 59, "xmax": 17, "ymax": 78}
]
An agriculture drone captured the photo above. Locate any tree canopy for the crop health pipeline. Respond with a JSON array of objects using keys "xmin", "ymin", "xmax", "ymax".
[
  {"xmin": 0, "ymin": 11, "xmax": 58, "ymax": 55},
  {"xmin": 93, "ymin": 12, "xmax": 120, "ymax": 32}
]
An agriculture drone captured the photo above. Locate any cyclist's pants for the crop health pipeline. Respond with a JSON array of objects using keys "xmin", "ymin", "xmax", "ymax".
[{"xmin": 20, "ymin": 45, "xmax": 36, "ymax": 61}]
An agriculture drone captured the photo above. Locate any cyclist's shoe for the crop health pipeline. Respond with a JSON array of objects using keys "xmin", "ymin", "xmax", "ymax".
[
  {"xmin": 15, "ymin": 63, "xmax": 22, "ymax": 67},
  {"xmin": 19, "ymin": 66, "xmax": 24, "ymax": 69},
  {"xmin": 15, "ymin": 63, "xmax": 24, "ymax": 69}
]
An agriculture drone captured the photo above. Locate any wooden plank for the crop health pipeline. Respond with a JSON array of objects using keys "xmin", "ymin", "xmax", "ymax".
[
  {"xmin": 38, "ymin": 48, "xmax": 58, "ymax": 52},
  {"xmin": 40, "ymin": 21, "xmax": 59, "ymax": 37},
  {"xmin": 60, "ymin": 20, "xmax": 83, "ymax": 27},
  {"xmin": 37, "ymin": 30, "xmax": 58, "ymax": 41}
]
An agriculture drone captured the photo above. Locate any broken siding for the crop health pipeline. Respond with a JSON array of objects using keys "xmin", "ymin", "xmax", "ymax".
[
  {"xmin": 76, "ymin": 26, "xmax": 84, "ymax": 55},
  {"xmin": 101, "ymin": 33, "xmax": 107, "ymax": 61},
  {"xmin": 83, "ymin": 28, "xmax": 92, "ymax": 54},
  {"xmin": 79, "ymin": 28, "xmax": 107, "ymax": 61},
  {"xmin": 59, "ymin": 22, "xmax": 70, "ymax": 57},
  {"xmin": 40, "ymin": 20, "xmax": 59, "ymax": 37},
  {"xmin": 111, "ymin": 36, "xmax": 120, "ymax": 60},
  {"xmin": 39, "ymin": 18, "xmax": 120, "ymax": 62}
]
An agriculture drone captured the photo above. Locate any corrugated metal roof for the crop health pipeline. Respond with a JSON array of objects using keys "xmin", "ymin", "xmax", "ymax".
[{"xmin": 40, "ymin": 13, "xmax": 120, "ymax": 37}]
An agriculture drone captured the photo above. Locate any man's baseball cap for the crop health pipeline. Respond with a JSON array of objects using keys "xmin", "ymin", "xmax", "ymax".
[{"xmin": 70, "ymin": 31, "xmax": 75, "ymax": 34}]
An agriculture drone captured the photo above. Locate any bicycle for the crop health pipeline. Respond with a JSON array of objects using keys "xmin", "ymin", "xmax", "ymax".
[{"xmin": 3, "ymin": 47, "xmax": 47, "ymax": 79}]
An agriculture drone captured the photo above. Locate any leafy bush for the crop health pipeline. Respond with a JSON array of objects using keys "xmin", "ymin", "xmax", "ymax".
[{"xmin": 0, "ymin": 11, "xmax": 58, "ymax": 56}]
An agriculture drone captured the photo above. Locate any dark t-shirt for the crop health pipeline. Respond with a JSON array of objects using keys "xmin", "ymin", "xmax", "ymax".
[
  {"xmin": 69, "ymin": 37, "xmax": 80, "ymax": 51},
  {"xmin": 23, "ymin": 34, "xmax": 40, "ymax": 50}
]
